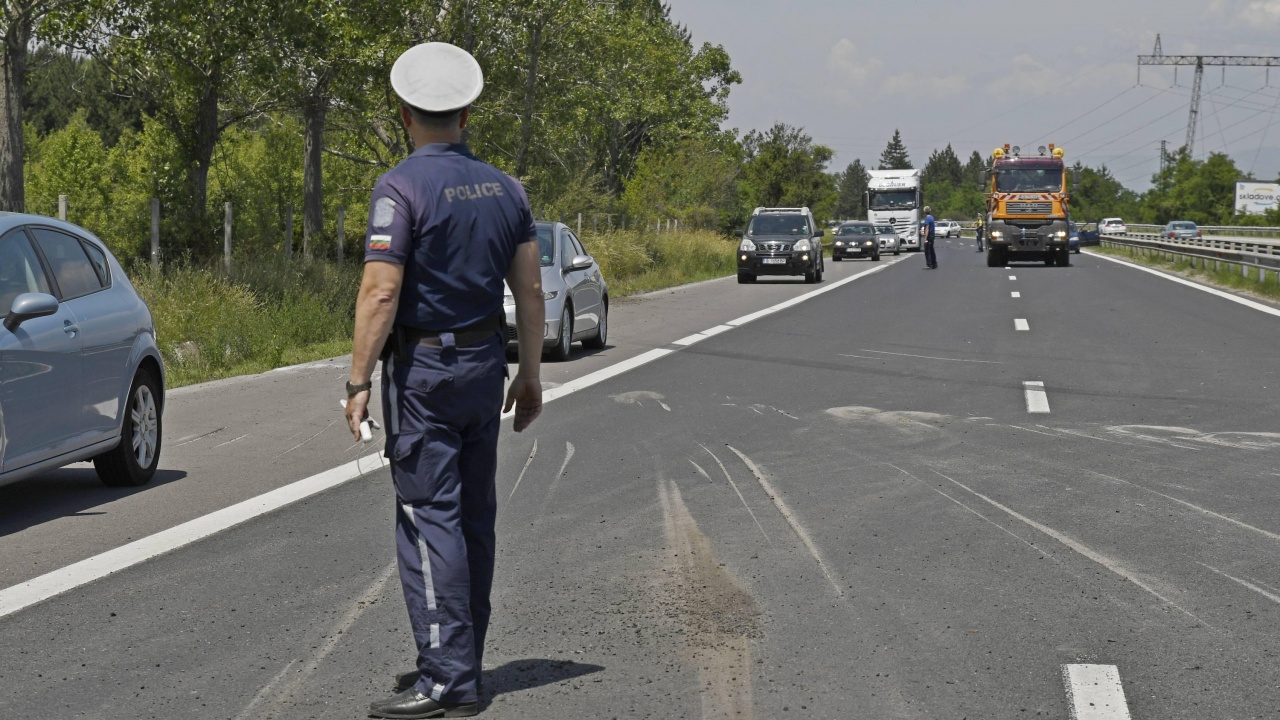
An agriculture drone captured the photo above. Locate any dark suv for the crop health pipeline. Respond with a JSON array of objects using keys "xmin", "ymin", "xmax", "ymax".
[{"xmin": 737, "ymin": 207, "xmax": 825, "ymax": 284}]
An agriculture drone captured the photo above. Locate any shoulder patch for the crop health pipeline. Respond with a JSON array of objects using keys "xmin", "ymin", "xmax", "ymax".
[
  {"xmin": 372, "ymin": 197, "xmax": 398, "ymax": 228},
  {"xmin": 368, "ymin": 234, "xmax": 392, "ymax": 251}
]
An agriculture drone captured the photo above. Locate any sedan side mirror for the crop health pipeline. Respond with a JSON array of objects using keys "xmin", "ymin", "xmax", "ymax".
[
  {"xmin": 568, "ymin": 255, "xmax": 594, "ymax": 272},
  {"xmin": 814, "ymin": 229, "xmax": 825, "ymax": 237},
  {"xmin": 4, "ymin": 292, "xmax": 59, "ymax": 332}
]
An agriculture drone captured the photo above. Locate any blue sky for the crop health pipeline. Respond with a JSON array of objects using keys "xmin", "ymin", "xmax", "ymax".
[{"xmin": 667, "ymin": 0, "xmax": 1280, "ymax": 190}]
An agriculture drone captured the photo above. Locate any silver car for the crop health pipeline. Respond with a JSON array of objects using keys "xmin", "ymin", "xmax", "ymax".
[
  {"xmin": 874, "ymin": 224, "xmax": 902, "ymax": 255},
  {"xmin": 504, "ymin": 221, "xmax": 608, "ymax": 361},
  {"xmin": 1162, "ymin": 220, "xmax": 1201, "ymax": 240},
  {"xmin": 1, "ymin": 216, "xmax": 165, "ymax": 488}
]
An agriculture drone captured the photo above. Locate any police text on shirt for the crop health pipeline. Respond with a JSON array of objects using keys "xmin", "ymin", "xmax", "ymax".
[{"xmin": 445, "ymin": 183, "xmax": 506, "ymax": 202}]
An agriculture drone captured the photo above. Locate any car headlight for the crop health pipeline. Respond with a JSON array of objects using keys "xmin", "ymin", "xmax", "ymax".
[
  {"xmin": 543, "ymin": 290, "xmax": 558, "ymax": 300},
  {"xmin": 834, "ymin": 240, "xmax": 844, "ymax": 247},
  {"xmin": 740, "ymin": 238, "xmax": 756, "ymax": 251},
  {"xmin": 863, "ymin": 240, "xmax": 874, "ymax": 246},
  {"xmin": 794, "ymin": 239, "xmax": 811, "ymax": 252},
  {"xmin": 990, "ymin": 230, "xmax": 1004, "ymax": 239},
  {"xmin": 1055, "ymin": 231, "xmax": 1067, "ymax": 239}
]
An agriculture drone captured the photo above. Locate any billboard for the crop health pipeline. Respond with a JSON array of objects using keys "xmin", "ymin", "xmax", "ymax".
[{"xmin": 1236, "ymin": 182, "xmax": 1279, "ymax": 216}]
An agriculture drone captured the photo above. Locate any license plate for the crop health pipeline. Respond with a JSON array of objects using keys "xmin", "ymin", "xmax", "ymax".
[{"xmin": 762, "ymin": 258, "xmax": 786, "ymax": 264}]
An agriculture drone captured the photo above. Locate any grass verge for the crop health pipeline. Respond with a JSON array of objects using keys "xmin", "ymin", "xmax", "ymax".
[
  {"xmin": 1090, "ymin": 244, "xmax": 1280, "ymax": 303},
  {"xmin": 136, "ymin": 229, "xmax": 743, "ymax": 388}
]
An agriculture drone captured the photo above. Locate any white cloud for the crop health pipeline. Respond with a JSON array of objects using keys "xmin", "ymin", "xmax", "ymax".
[
  {"xmin": 986, "ymin": 54, "xmax": 1057, "ymax": 97},
  {"xmin": 826, "ymin": 38, "xmax": 883, "ymax": 87},
  {"xmin": 1239, "ymin": 0, "xmax": 1280, "ymax": 25},
  {"xmin": 881, "ymin": 71, "xmax": 966, "ymax": 97}
]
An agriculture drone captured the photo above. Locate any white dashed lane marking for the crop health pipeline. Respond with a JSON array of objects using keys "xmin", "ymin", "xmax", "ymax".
[
  {"xmin": 1011, "ymin": 291, "xmax": 1021, "ymax": 298},
  {"xmin": 1015, "ymin": 318, "xmax": 1030, "ymax": 331},
  {"xmin": 1063, "ymin": 664, "xmax": 1132, "ymax": 719},
  {"xmin": 1023, "ymin": 381, "xmax": 1051, "ymax": 413},
  {"xmin": 1009, "ymin": 275, "xmax": 1017, "ymax": 280}
]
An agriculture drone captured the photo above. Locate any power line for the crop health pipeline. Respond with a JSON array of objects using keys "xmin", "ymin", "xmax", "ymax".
[
  {"xmin": 1059, "ymin": 89, "xmax": 1169, "ymax": 146},
  {"xmin": 1030, "ymin": 85, "xmax": 1138, "ymax": 145}
]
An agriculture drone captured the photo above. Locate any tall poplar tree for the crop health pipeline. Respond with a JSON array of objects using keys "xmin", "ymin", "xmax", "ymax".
[{"xmin": 878, "ymin": 129, "xmax": 911, "ymax": 170}]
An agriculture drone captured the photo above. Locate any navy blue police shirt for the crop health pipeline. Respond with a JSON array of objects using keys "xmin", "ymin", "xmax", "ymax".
[{"xmin": 364, "ymin": 143, "xmax": 537, "ymax": 332}]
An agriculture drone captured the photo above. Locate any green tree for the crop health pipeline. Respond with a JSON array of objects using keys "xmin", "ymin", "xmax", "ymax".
[
  {"xmin": 741, "ymin": 123, "xmax": 836, "ymax": 216},
  {"xmin": 620, "ymin": 135, "xmax": 741, "ymax": 230},
  {"xmin": 833, "ymin": 159, "xmax": 868, "ymax": 220},
  {"xmin": 878, "ymin": 129, "xmax": 911, "ymax": 170},
  {"xmin": 1140, "ymin": 149, "xmax": 1240, "ymax": 224},
  {"xmin": 23, "ymin": 46, "xmax": 153, "ymax": 144},
  {"xmin": 1068, "ymin": 163, "xmax": 1139, "ymax": 223},
  {"xmin": 921, "ymin": 144, "xmax": 963, "ymax": 187}
]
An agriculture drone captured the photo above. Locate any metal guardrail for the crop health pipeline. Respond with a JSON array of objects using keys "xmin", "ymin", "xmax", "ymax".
[
  {"xmin": 1127, "ymin": 223, "xmax": 1280, "ymax": 239},
  {"xmin": 1099, "ymin": 231, "xmax": 1280, "ymax": 283}
]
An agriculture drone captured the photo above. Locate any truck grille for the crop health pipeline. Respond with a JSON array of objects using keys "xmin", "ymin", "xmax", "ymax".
[
  {"xmin": 759, "ymin": 242, "xmax": 792, "ymax": 252},
  {"xmin": 1006, "ymin": 202, "xmax": 1052, "ymax": 215}
]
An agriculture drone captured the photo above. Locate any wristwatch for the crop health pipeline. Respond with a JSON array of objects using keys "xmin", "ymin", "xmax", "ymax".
[{"xmin": 346, "ymin": 380, "xmax": 372, "ymax": 396}]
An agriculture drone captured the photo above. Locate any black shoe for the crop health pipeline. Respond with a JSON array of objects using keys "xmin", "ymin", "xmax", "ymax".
[
  {"xmin": 395, "ymin": 670, "xmax": 483, "ymax": 697},
  {"xmin": 369, "ymin": 688, "xmax": 478, "ymax": 719}
]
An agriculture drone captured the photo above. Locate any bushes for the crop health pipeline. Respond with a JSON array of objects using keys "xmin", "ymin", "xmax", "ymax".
[
  {"xmin": 579, "ymin": 227, "xmax": 737, "ymax": 296},
  {"xmin": 133, "ymin": 257, "xmax": 361, "ymax": 387}
]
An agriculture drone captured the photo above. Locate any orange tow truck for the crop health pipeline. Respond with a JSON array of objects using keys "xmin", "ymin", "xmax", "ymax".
[{"xmin": 984, "ymin": 144, "xmax": 1074, "ymax": 267}]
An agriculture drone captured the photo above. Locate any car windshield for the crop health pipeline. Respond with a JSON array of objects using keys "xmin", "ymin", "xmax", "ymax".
[
  {"xmin": 875, "ymin": 225, "xmax": 894, "ymax": 234},
  {"xmin": 837, "ymin": 225, "xmax": 874, "ymax": 236},
  {"xmin": 868, "ymin": 190, "xmax": 916, "ymax": 210},
  {"xmin": 749, "ymin": 214, "xmax": 810, "ymax": 236},
  {"xmin": 1103, "ymin": 219, "xmax": 1123, "ymax": 225},
  {"xmin": 1171, "ymin": 222, "xmax": 1197, "ymax": 230},
  {"xmin": 995, "ymin": 168, "xmax": 1061, "ymax": 193},
  {"xmin": 536, "ymin": 225, "xmax": 555, "ymax": 266}
]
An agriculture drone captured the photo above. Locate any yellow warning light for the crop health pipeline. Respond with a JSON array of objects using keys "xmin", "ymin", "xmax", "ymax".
[{"xmin": 1052, "ymin": 147, "xmax": 1065, "ymax": 159}]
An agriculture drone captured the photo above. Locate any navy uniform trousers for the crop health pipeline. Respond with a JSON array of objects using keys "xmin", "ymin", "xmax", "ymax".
[{"xmin": 380, "ymin": 332, "xmax": 506, "ymax": 706}]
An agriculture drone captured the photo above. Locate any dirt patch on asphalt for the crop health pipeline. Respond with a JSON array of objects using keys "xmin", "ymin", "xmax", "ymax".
[{"xmin": 657, "ymin": 479, "xmax": 760, "ymax": 720}]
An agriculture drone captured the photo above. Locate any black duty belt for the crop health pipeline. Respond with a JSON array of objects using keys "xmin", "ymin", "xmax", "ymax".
[{"xmin": 398, "ymin": 314, "xmax": 504, "ymax": 349}]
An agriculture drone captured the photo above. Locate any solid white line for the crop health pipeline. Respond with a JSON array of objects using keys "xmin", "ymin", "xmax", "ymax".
[
  {"xmin": 724, "ymin": 259, "xmax": 904, "ymax": 327},
  {"xmin": 672, "ymin": 333, "xmax": 706, "ymax": 346},
  {"xmin": 3, "ymin": 259, "xmax": 909, "ymax": 619},
  {"xmin": 1015, "ymin": 318, "xmax": 1030, "ymax": 331},
  {"xmin": 1024, "ymin": 381, "xmax": 1051, "ymax": 413},
  {"xmin": 1063, "ymin": 664, "xmax": 1132, "ymax": 720},
  {"xmin": 1011, "ymin": 291, "xmax": 1021, "ymax": 298},
  {"xmin": 1089, "ymin": 251, "xmax": 1280, "ymax": 319},
  {"xmin": 0, "ymin": 450, "xmax": 388, "ymax": 620},
  {"xmin": 857, "ymin": 349, "xmax": 1003, "ymax": 364},
  {"xmin": 1197, "ymin": 562, "xmax": 1280, "ymax": 606}
]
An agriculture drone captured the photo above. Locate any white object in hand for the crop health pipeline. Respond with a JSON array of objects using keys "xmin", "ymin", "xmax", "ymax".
[{"xmin": 340, "ymin": 399, "xmax": 378, "ymax": 443}]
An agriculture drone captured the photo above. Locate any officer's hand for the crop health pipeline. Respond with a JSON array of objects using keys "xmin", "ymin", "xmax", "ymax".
[
  {"xmin": 345, "ymin": 390, "xmax": 370, "ymax": 441},
  {"xmin": 504, "ymin": 377, "xmax": 542, "ymax": 432}
]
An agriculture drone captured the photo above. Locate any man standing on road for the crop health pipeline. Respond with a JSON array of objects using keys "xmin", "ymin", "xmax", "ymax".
[
  {"xmin": 343, "ymin": 41, "xmax": 546, "ymax": 719},
  {"xmin": 921, "ymin": 206, "xmax": 938, "ymax": 269},
  {"xmin": 974, "ymin": 214, "xmax": 985, "ymax": 252}
]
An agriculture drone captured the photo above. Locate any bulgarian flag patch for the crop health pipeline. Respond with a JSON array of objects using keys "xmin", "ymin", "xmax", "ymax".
[{"xmin": 368, "ymin": 234, "xmax": 392, "ymax": 251}]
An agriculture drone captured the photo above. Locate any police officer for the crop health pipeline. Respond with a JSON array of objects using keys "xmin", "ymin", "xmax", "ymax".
[{"xmin": 343, "ymin": 41, "xmax": 546, "ymax": 719}]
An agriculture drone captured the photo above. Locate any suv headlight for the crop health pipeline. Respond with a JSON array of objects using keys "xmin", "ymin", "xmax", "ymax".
[
  {"xmin": 739, "ymin": 238, "xmax": 756, "ymax": 251},
  {"xmin": 793, "ymin": 239, "xmax": 811, "ymax": 252}
]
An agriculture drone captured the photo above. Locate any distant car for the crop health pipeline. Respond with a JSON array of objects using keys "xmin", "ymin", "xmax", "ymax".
[
  {"xmin": 1100, "ymin": 217, "xmax": 1127, "ymax": 234},
  {"xmin": 874, "ymin": 224, "xmax": 902, "ymax": 255},
  {"xmin": 503, "ymin": 221, "xmax": 608, "ymax": 362},
  {"xmin": 1162, "ymin": 220, "xmax": 1202, "ymax": 240},
  {"xmin": 936, "ymin": 220, "xmax": 962, "ymax": 238},
  {"xmin": 831, "ymin": 222, "xmax": 880, "ymax": 261},
  {"xmin": 1068, "ymin": 222, "xmax": 1081, "ymax": 253},
  {"xmin": 1, "ymin": 216, "xmax": 166, "ymax": 489}
]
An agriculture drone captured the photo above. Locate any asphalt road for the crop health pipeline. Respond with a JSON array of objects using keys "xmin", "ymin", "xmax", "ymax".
[{"xmin": 2, "ymin": 237, "xmax": 1279, "ymax": 719}]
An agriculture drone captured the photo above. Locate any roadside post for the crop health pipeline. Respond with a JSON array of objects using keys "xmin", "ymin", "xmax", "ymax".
[
  {"xmin": 150, "ymin": 199, "xmax": 160, "ymax": 270},
  {"xmin": 284, "ymin": 204, "xmax": 294, "ymax": 260},
  {"xmin": 336, "ymin": 207, "xmax": 345, "ymax": 263},
  {"xmin": 58, "ymin": 195, "xmax": 67, "ymax": 221},
  {"xmin": 224, "ymin": 202, "xmax": 233, "ymax": 273}
]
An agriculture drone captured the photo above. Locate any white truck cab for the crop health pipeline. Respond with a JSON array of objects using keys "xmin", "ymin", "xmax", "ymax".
[{"xmin": 867, "ymin": 169, "xmax": 923, "ymax": 251}]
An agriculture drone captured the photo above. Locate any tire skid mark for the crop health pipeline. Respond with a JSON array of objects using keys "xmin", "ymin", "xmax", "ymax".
[
  {"xmin": 508, "ymin": 438, "xmax": 539, "ymax": 500},
  {"xmin": 886, "ymin": 464, "xmax": 1050, "ymax": 558},
  {"xmin": 1082, "ymin": 469, "xmax": 1280, "ymax": 543},
  {"xmin": 927, "ymin": 468, "xmax": 1211, "ymax": 628},
  {"xmin": 726, "ymin": 445, "xmax": 843, "ymax": 596},
  {"xmin": 174, "ymin": 427, "xmax": 226, "ymax": 447},
  {"xmin": 281, "ymin": 419, "xmax": 339, "ymax": 456},
  {"xmin": 611, "ymin": 390, "xmax": 672, "ymax": 412},
  {"xmin": 688, "ymin": 458, "xmax": 711, "ymax": 481},
  {"xmin": 697, "ymin": 444, "xmax": 771, "ymax": 546},
  {"xmin": 1197, "ymin": 562, "xmax": 1280, "ymax": 606},
  {"xmin": 231, "ymin": 562, "xmax": 398, "ymax": 720},
  {"xmin": 658, "ymin": 479, "xmax": 758, "ymax": 720}
]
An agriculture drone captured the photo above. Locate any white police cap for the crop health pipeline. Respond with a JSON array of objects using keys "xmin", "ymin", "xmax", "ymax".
[{"xmin": 390, "ymin": 42, "xmax": 484, "ymax": 113}]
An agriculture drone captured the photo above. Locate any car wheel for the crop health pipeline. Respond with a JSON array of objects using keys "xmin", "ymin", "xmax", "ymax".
[
  {"xmin": 583, "ymin": 300, "xmax": 607, "ymax": 349},
  {"xmin": 894, "ymin": 247, "xmax": 900, "ymax": 255},
  {"xmin": 832, "ymin": 254, "xmax": 843, "ymax": 262},
  {"xmin": 547, "ymin": 305, "xmax": 573, "ymax": 361},
  {"xmin": 737, "ymin": 272, "xmax": 756, "ymax": 283},
  {"xmin": 986, "ymin": 250, "xmax": 1002, "ymax": 268},
  {"xmin": 804, "ymin": 267, "xmax": 816, "ymax": 283},
  {"xmin": 1044, "ymin": 254, "xmax": 1056, "ymax": 267},
  {"xmin": 1059, "ymin": 248, "xmax": 1071, "ymax": 266},
  {"xmin": 94, "ymin": 368, "xmax": 162, "ymax": 487},
  {"xmin": 872, "ymin": 252, "xmax": 880, "ymax": 261}
]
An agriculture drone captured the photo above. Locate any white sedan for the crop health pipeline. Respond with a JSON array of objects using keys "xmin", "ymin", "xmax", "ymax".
[
  {"xmin": 936, "ymin": 220, "xmax": 962, "ymax": 238},
  {"xmin": 1100, "ymin": 218, "xmax": 1127, "ymax": 234}
]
